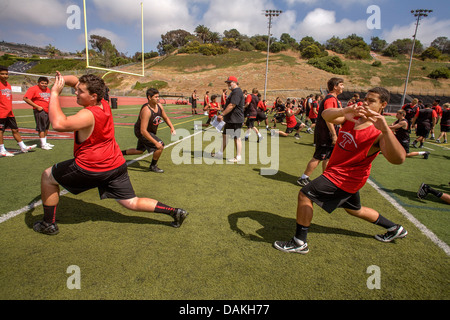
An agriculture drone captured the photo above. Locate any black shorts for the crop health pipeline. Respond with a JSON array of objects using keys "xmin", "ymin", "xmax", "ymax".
[
  {"xmin": 52, "ymin": 159, "xmax": 136, "ymax": 200},
  {"xmin": 222, "ymin": 122, "xmax": 243, "ymax": 138},
  {"xmin": 313, "ymin": 145, "xmax": 334, "ymax": 161},
  {"xmin": 399, "ymin": 140, "xmax": 410, "ymax": 153},
  {"xmin": 286, "ymin": 123, "xmax": 301, "ymax": 133},
  {"xmin": 135, "ymin": 132, "xmax": 164, "ymax": 153},
  {"xmin": 416, "ymin": 126, "xmax": 430, "ymax": 139},
  {"xmin": 0, "ymin": 117, "xmax": 18, "ymax": 131},
  {"xmin": 256, "ymin": 110, "xmax": 267, "ymax": 121},
  {"xmin": 301, "ymin": 175, "xmax": 361, "ymax": 213},
  {"xmin": 440, "ymin": 125, "xmax": 449, "ymax": 133},
  {"xmin": 246, "ymin": 117, "xmax": 256, "ymax": 128},
  {"xmin": 33, "ymin": 109, "xmax": 50, "ymax": 132}
]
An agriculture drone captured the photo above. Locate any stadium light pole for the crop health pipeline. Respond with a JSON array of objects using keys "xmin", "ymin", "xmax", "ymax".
[
  {"xmin": 400, "ymin": 9, "xmax": 432, "ymax": 106},
  {"xmin": 263, "ymin": 10, "xmax": 282, "ymax": 101}
]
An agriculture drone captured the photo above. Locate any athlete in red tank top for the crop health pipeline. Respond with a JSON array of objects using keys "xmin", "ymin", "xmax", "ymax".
[{"xmin": 74, "ymin": 99, "xmax": 125, "ymax": 172}]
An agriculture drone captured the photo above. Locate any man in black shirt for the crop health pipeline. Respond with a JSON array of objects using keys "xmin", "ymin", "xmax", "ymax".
[{"xmin": 215, "ymin": 76, "xmax": 245, "ymax": 162}]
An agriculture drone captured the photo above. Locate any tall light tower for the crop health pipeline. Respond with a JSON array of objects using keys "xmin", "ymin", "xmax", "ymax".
[
  {"xmin": 400, "ymin": 9, "xmax": 432, "ymax": 106},
  {"xmin": 263, "ymin": 9, "xmax": 282, "ymax": 101}
]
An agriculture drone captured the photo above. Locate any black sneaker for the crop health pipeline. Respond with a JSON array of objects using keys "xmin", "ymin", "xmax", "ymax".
[
  {"xmin": 374, "ymin": 225, "xmax": 407, "ymax": 243},
  {"xmin": 273, "ymin": 238, "xmax": 309, "ymax": 254},
  {"xmin": 423, "ymin": 151, "xmax": 430, "ymax": 159},
  {"xmin": 296, "ymin": 177, "xmax": 311, "ymax": 186},
  {"xmin": 171, "ymin": 208, "xmax": 188, "ymax": 228},
  {"xmin": 33, "ymin": 221, "xmax": 59, "ymax": 235},
  {"xmin": 417, "ymin": 183, "xmax": 430, "ymax": 199},
  {"xmin": 149, "ymin": 165, "xmax": 164, "ymax": 173}
]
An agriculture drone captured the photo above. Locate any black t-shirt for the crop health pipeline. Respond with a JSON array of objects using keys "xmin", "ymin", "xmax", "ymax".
[{"xmin": 224, "ymin": 87, "xmax": 245, "ymax": 123}]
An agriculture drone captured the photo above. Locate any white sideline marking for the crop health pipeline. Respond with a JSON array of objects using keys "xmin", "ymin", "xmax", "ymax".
[
  {"xmin": 367, "ymin": 179, "xmax": 450, "ymax": 256},
  {"xmin": 0, "ymin": 128, "xmax": 205, "ymax": 224}
]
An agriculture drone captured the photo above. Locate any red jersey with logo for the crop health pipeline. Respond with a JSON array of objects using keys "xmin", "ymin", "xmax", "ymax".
[
  {"xmin": 24, "ymin": 85, "xmax": 51, "ymax": 113},
  {"xmin": 74, "ymin": 99, "xmax": 125, "ymax": 172},
  {"xmin": 323, "ymin": 120, "xmax": 381, "ymax": 194},
  {"xmin": 0, "ymin": 81, "xmax": 14, "ymax": 118},
  {"xmin": 209, "ymin": 102, "xmax": 219, "ymax": 118}
]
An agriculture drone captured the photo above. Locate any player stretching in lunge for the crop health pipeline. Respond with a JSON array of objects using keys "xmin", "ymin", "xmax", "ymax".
[
  {"xmin": 274, "ymin": 87, "xmax": 408, "ymax": 254},
  {"xmin": 33, "ymin": 72, "xmax": 187, "ymax": 235},
  {"xmin": 121, "ymin": 88, "xmax": 176, "ymax": 173}
]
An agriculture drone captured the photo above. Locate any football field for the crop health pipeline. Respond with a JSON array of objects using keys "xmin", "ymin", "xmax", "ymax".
[{"xmin": 0, "ymin": 103, "xmax": 449, "ymax": 302}]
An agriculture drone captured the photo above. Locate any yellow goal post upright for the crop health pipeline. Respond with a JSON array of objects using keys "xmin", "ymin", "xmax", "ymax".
[{"xmin": 83, "ymin": 0, "xmax": 145, "ymax": 77}]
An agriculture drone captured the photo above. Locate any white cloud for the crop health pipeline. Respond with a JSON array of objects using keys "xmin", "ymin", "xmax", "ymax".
[
  {"xmin": 0, "ymin": 0, "xmax": 68, "ymax": 27},
  {"xmin": 289, "ymin": 8, "xmax": 369, "ymax": 42},
  {"xmin": 381, "ymin": 17, "xmax": 450, "ymax": 47}
]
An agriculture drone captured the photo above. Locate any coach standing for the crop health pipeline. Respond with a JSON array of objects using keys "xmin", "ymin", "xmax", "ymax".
[{"xmin": 215, "ymin": 76, "xmax": 245, "ymax": 162}]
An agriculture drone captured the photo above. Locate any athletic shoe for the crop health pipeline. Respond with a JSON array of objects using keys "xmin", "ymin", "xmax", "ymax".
[
  {"xmin": 211, "ymin": 151, "xmax": 223, "ymax": 159},
  {"xmin": 0, "ymin": 150, "xmax": 14, "ymax": 157},
  {"xmin": 170, "ymin": 208, "xmax": 188, "ymax": 228},
  {"xmin": 149, "ymin": 165, "xmax": 164, "ymax": 173},
  {"xmin": 294, "ymin": 133, "xmax": 300, "ymax": 140},
  {"xmin": 33, "ymin": 221, "xmax": 59, "ymax": 235},
  {"xmin": 296, "ymin": 177, "xmax": 311, "ymax": 186},
  {"xmin": 41, "ymin": 144, "xmax": 53, "ymax": 150},
  {"xmin": 435, "ymin": 139, "xmax": 440, "ymax": 143},
  {"xmin": 411, "ymin": 141, "xmax": 418, "ymax": 148},
  {"xmin": 227, "ymin": 155, "xmax": 242, "ymax": 162},
  {"xmin": 46, "ymin": 143, "xmax": 55, "ymax": 147},
  {"xmin": 374, "ymin": 225, "xmax": 408, "ymax": 243},
  {"xmin": 423, "ymin": 151, "xmax": 430, "ymax": 159},
  {"xmin": 257, "ymin": 135, "xmax": 264, "ymax": 143},
  {"xmin": 306, "ymin": 127, "xmax": 313, "ymax": 134},
  {"xmin": 417, "ymin": 182, "xmax": 430, "ymax": 199},
  {"xmin": 20, "ymin": 144, "xmax": 37, "ymax": 153},
  {"xmin": 270, "ymin": 129, "xmax": 276, "ymax": 136},
  {"xmin": 273, "ymin": 238, "xmax": 309, "ymax": 254}
]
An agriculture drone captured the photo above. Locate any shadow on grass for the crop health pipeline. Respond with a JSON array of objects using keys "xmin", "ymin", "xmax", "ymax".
[
  {"xmin": 228, "ymin": 210, "xmax": 372, "ymax": 244},
  {"xmin": 24, "ymin": 196, "xmax": 173, "ymax": 230},
  {"xmin": 252, "ymin": 168, "xmax": 299, "ymax": 186}
]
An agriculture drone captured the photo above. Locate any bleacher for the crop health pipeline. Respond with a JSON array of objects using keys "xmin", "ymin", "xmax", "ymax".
[{"xmin": 338, "ymin": 90, "xmax": 449, "ymax": 114}]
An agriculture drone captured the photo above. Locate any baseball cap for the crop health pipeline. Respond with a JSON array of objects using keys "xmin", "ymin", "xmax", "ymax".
[{"xmin": 225, "ymin": 76, "xmax": 238, "ymax": 83}]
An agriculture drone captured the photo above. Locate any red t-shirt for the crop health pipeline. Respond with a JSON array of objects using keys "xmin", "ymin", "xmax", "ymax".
[
  {"xmin": 74, "ymin": 99, "xmax": 125, "ymax": 172},
  {"xmin": 323, "ymin": 120, "xmax": 381, "ymax": 194},
  {"xmin": 257, "ymin": 100, "xmax": 266, "ymax": 112},
  {"xmin": 0, "ymin": 81, "xmax": 14, "ymax": 118},
  {"xmin": 208, "ymin": 102, "xmax": 219, "ymax": 118},
  {"xmin": 24, "ymin": 85, "xmax": 51, "ymax": 113}
]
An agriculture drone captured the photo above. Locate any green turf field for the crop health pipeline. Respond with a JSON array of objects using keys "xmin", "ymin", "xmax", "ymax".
[{"xmin": 0, "ymin": 104, "xmax": 449, "ymax": 300}]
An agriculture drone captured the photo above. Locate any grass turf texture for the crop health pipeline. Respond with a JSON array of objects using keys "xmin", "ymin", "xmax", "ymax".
[{"xmin": 0, "ymin": 105, "xmax": 449, "ymax": 300}]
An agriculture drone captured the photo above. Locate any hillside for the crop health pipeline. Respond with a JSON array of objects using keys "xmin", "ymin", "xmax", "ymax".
[
  {"xmin": 102, "ymin": 49, "xmax": 450, "ymax": 102},
  {"xmin": 5, "ymin": 48, "xmax": 449, "ymax": 102}
]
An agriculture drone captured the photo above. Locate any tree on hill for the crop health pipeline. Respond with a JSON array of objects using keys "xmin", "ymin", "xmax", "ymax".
[
  {"xmin": 195, "ymin": 25, "xmax": 210, "ymax": 44},
  {"xmin": 431, "ymin": 36, "xmax": 450, "ymax": 54},
  {"xmin": 157, "ymin": 29, "xmax": 192, "ymax": 55}
]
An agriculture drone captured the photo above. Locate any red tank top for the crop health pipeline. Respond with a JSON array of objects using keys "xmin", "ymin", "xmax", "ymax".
[
  {"xmin": 74, "ymin": 99, "xmax": 125, "ymax": 172},
  {"xmin": 286, "ymin": 112, "xmax": 297, "ymax": 128},
  {"xmin": 323, "ymin": 120, "xmax": 381, "ymax": 194}
]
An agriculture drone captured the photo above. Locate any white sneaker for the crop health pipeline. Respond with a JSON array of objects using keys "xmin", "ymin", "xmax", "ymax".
[
  {"xmin": 227, "ymin": 155, "xmax": 242, "ymax": 162},
  {"xmin": 46, "ymin": 142, "xmax": 55, "ymax": 147},
  {"xmin": 41, "ymin": 144, "xmax": 53, "ymax": 150},
  {"xmin": 0, "ymin": 150, "xmax": 14, "ymax": 157},
  {"xmin": 20, "ymin": 144, "xmax": 37, "ymax": 153},
  {"xmin": 212, "ymin": 151, "xmax": 223, "ymax": 159}
]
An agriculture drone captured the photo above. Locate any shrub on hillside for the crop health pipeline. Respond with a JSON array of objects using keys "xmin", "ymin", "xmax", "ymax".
[
  {"xmin": 308, "ymin": 56, "xmax": 350, "ymax": 75},
  {"xmin": 427, "ymin": 67, "xmax": 450, "ymax": 79}
]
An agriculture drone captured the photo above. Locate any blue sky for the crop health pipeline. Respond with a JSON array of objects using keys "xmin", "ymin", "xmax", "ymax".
[{"xmin": 1, "ymin": 0, "xmax": 449, "ymax": 56}]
